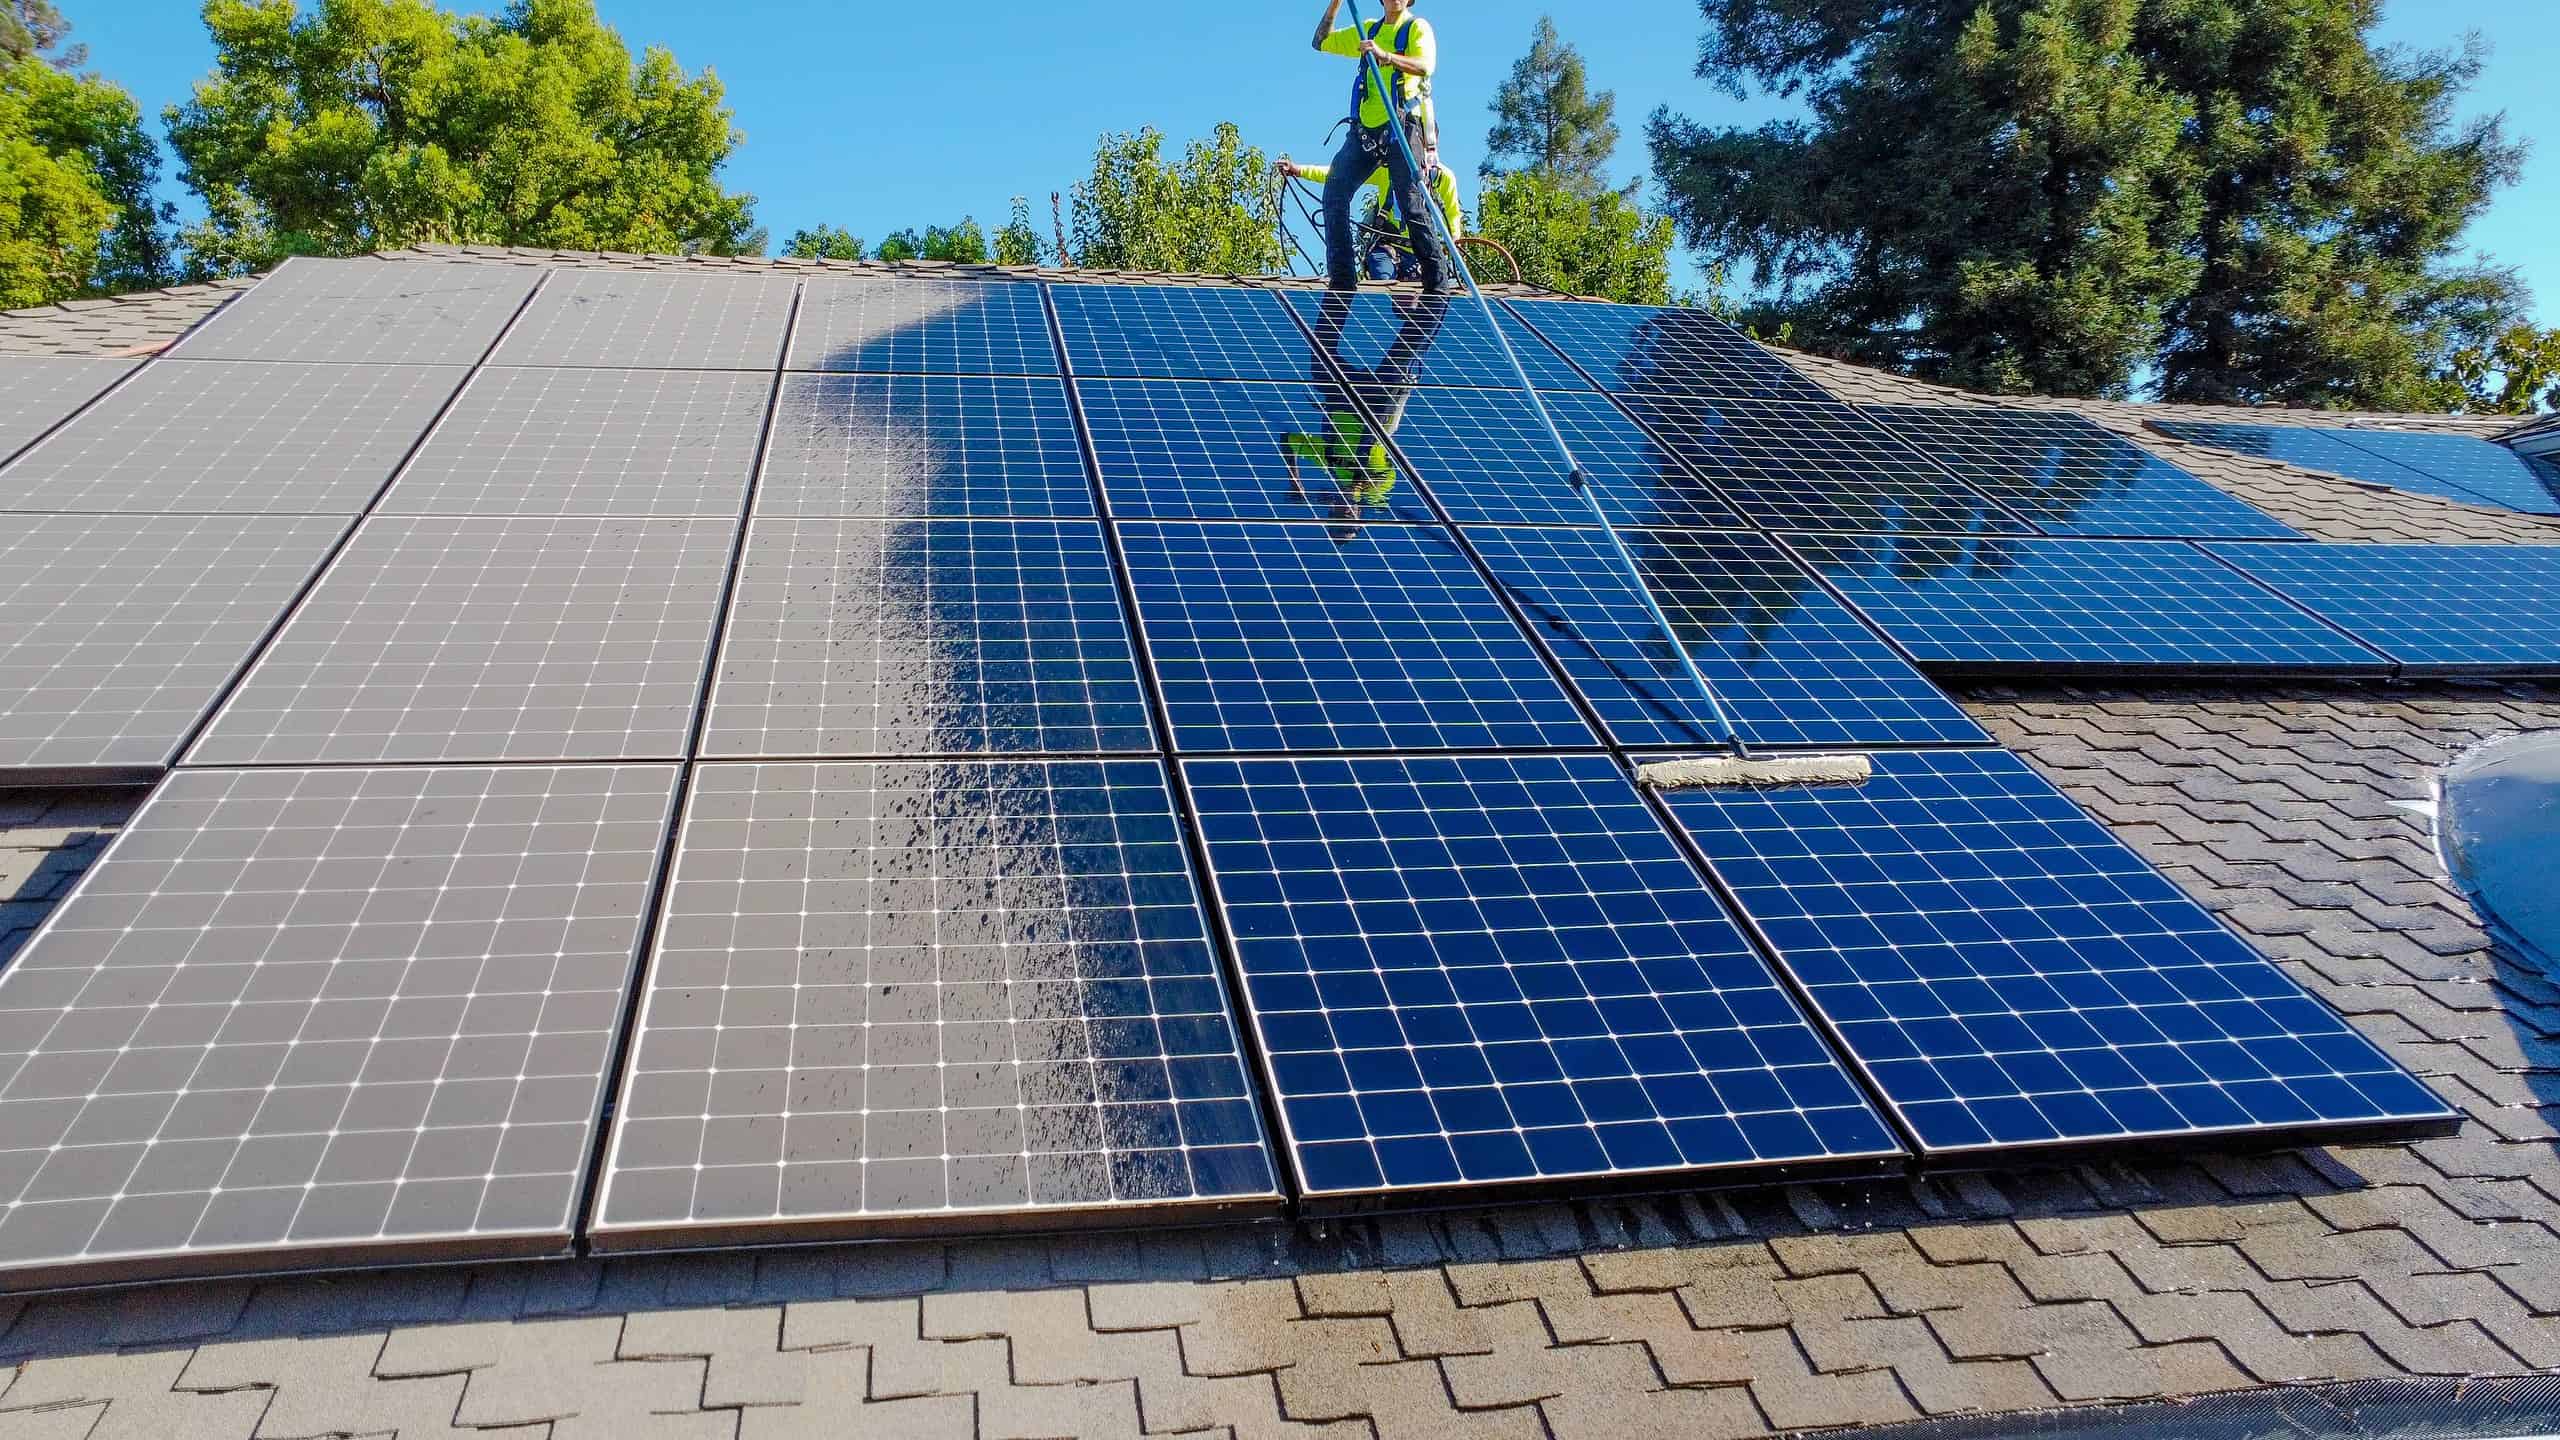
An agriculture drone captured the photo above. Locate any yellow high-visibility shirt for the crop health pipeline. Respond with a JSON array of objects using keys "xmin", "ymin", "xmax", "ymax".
[
  {"xmin": 1294, "ymin": 161, "xmax": 1465, "ymax": 239},
  {"xmin": 1319, "ymin": 14, "xmax": 1434, "ymax": 132}
]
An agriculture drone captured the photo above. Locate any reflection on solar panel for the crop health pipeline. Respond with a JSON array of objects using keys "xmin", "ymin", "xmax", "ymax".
[
  {"xmin": 378, "ymin": 367, "xmax": 769, "ymax": 518},
  {"xmin": 591, "ymin": 759, "xmax": 1276, "ymax": 1246},
  {"xmin": 190, "ymin": 514, "xmax": 732, "ymax": 766},
  {"xmin": 703, "ymin": 518, "xmax": 1154, "ymax": 757},
  {"xmin": 1119, "ymin": 521, "xmax": 1596, "ymax": 753},
  {"xmin": 1184, "ymin": 752, "xmax": 1901, "ymax": 1205},
  {"xmin": 494, "ymin": 269, "xmax": 794, "ymax": 370},
  {"xmin": 0, "ymin": 515, "xmax": 348, "ymax": 779},
  {"xmin": 2203, "ymin": 543, "xmax": 2560, "ymax": 675},
  {"xmin": 169, "ymin": 257, "xmax": 538, "ymax": 366},
  {"xmin": 2150, "ymin": 420, "xmax": 2560, "ymax": 516},
  {"xmin": 0, "ymin": 357, "xmax": 134, "ymax": 460},
  {"xmin": 0, "ymin": 763, "xmax": 680, "ymax": 1286},
  {"xmin": 0, "ymin": 361, "xmax": 463, "ymax": 515},
  {"xmin": 1077, "ymin": 378, "xmax": 1434, "ymax": 524},
  {"xmin": 1787, "ymin": 534, "xmax": 2387, "ymax": 673},
  {"xmin": 1467, "ymin": 525, "xmax": 1989, "ymax": 749},
  {"xmin": 1502, "ymin": 298, "xmax": 1835, "ymax": 403},
  {"xmin": 1388, "ymin": 387, "xmax": 1743, "ymax": 529},
  {"xmin": 1868, "ymin": 406, "xmax": 2300, "ymax": 540},
  {"xmin": 788, "ymin": 278, "xmax": 1058, "ymax": 376},
  {"xmin": 1280, "ymin": 289, "xmax": 1591, "ymax": 391},
  {"xmin": 1620, "ymin": 394, "xmax": 2026, "ymax": 535},
  {"xmin": 1661, "ymin": 749, "xmax": 2459, "ymax": 1156},
  {"xmin": 2326, "ymin": 430, "xmax": 2560, "ymax": 516},
  {"xmin": 1051, "ymin": 285, "xmax": 1315, "ymax": 381},
  {"xmin": 758, "ymin": 374, "xmax": 1092, "ymax": 518}
]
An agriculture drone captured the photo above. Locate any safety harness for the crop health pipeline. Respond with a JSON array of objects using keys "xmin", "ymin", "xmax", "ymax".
[{"xmin": 1350, "ymin": 17, "xmax": 1434, "ymax": 158}]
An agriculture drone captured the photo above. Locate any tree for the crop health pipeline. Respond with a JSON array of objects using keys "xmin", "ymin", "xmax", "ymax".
[
  {"xmin": 2, "ymin": 0, "xmax": 78, "ymax": 65},
  {"xmin": 1484, "ymin": 16, "xmax": 1618, "ymax": 194},
  {"xmin": 167, "ymin": 0, "xmax": 760, "ymax": 277},
  {"xmin": 874, "ymin": 218, "xmax": 987, "ymax": 263},
  {"xmin": 1475, "ymin": 166, "xmax": 1675, "ymax": 305},
  {"xmin": 992, "ymin": 195, "xmax": 1044, "ymax": 266},
  {"xmin": 0, "ymin": 62, "xmax": 111, "ymax": 304},
  {"xmin": 0, "ymin": 3, "xmax": 171, "ymax": 302},
  {"xmin": 784, "ymin": 224, "xmax": 863, "ymax": 261},
  {"xmin": 1068, "ymin": 123, "xmax": 1282, "ymax": 275}
]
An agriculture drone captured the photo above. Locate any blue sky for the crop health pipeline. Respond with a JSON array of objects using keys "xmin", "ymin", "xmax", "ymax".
[{"xmin": 62, "ymin": 0, "xmax": 2560, "ymax": 323}]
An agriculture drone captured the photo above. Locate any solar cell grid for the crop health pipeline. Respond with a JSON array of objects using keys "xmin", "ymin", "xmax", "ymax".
[
  {"xmin": 2327, "ymin": 430, "xmax": 2560, "ymax": 516},
  {"xmin": 1280, "ymin": 289, "xmax": 1591, "ymax": 391},
  {"xmin": 0, "ymin": 763, "xmax": 681, "ymax": 1286},
  {"xmin": 1183, "ymin": 751, "xmax": 1902, "ymax": 1204},
  {"xmin": 703, "ymin": 517, "xmax": 1155, "ymax": 758},
  {"xmin": 0, "ymin": 361, "xmax": 465, "ymax": 516},
  {"xmin": 788, "ymin": 278, "xmax": 1058, "ymax": 376},
  {"xmin": 188, "ymin": 514, "xmax": 734, "ymax": 766},
  {"xmin": 1661, "ymin": 749, "xmax": 2459, "ymax": 1155},
  {"xmin": 378, "ymin": 367, "xmax": 770, "ymax": 518},
  {"xmin": 2203, "ymin": 542, "xmax": 2560, "ymax": 675},
  {"xmin": 169, "ymin": 257, "xmax": 538, "ymax": 366},
  {"xmin": 592, "ymin": 759, "xmax": 1276, "ymax": 1244},
  {"xmin": 757, "ymin": 374, "xmax": 1092, "ymax": 518},
  {"xmin": 0, "ymin": 514, "xmax": 349, "ymax": 778},
  {"xmin": 1867, "ymin": 405, "xmax": 2300, "ymax": 540},
  {"xmin": 1118, "ymin": 520, "xmax": 1597, "ymax": 753},
  {"xmin": 0, "ymin": 357, "xmax": 135, "ymax": 461},
  {"xmin": 1386, "ymin": 386, "xmax": 1743, "ymax": 529},
  {"xmin": 1051, "ymin": 284, "xmax": 1315, "ymax": 381},
  {"xmin": 1466, "ymin": 525, "xmax": 1989, "ymax": 749},
  {"xmin": 1620, "ymin": 394, "xmax": 2028, "ymax": 535},
  {"xmin": 1077, "ymin": 378, "xmax": 1435, "ymax": 524},
  {"xmin": 1502, "ymin": 298, "xmax": 1835, "ymax": 403},
  {"xmin": 492, "ymin": 268, "xmax": 796, "ymax": 370},
  {"xmin": 2143, "ymin": 419, "xmax": 2523, "ymax": 516},
  {"xmin": 1786, "ymin": 533, "xmax": 2388, "ymax": 672}
]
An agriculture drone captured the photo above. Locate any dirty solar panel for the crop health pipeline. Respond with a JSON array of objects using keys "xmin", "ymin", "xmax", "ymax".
[
  {"xmin": 377, "ymin": 367, "xmax": 770, "ymax": 518},
  {"xmin": 0, "ymin": 357, "xmax": 136, "ymax": 461},
  {"xmin": 787, "ymin": 278, "xmax": 1059, "ymax": 376},
  {"xmin": 493, "ymin": 268, "xmax": 796, "ymax": 370},
  {"xmin": 167, "ymin": 257, "xmax": 537, "ymax": 366},
  {"xmin": 2203, "ymin": 543, "xmax": 2560, "ymax": 675},
  {"xmin": 757, "ymin": 374, "xmax": 1093, "ymax": 519},
  {"xmin": 1867, "ymin": 406, "xmax": 2301, "ymax": 540}
]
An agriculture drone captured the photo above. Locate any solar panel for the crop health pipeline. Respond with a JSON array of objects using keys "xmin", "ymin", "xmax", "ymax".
[
  {"xmin": 1385, "ymin": 386, "xmax": 1744, "ymax": 529},
  {"xmin": 0, "ymin": 361, "xmax": 465, "ymax": 516},
  {"xmin": 1659, "ymin": 749, "xmax": 2460, "ymax": 1157},
  {"xmin": 168, "ymin": 257, "xmax": 538, "ymax": 366},
  {"xmin": 491, "ymin": 268, "xmax": 796, "ymax": 370},
  {"xmin": 188, "ymin": 514, "xmax": 733, "ymax": 766},
  {"xmin": 1867, "ymin": 406, "xmax": 2301, "ymax": 540},
  {"xmin": 1280, "ymin": 289, "xmax": 1592, "ymax": 391},
  {"xmin": 0, "ymin": 762, "xmax": 681, "ymax": 1287},
  {"xmin": 1118, "ymin": 520, "xmax": 1597, "ymax": 753},
  {"xmin": 1501, "ymin": 298, "xmax": 1835, "ymax": 403},
  {"xmin": 2202, "ymin": 542, "xmax": 2560, "ymax": 675},
  {"xmin": 1466, "ymin": 525, "xmax": 1991, "ymax": 749},
  {"xmin": 1051, "ymin": 284, "xmax": 1316, "ymax": 382},
  {"xmin": 1183, "ymin": 751, "xmax": 1902, "ymax": 1206},
  {"xmin": 1619, "ymin": 394, "xmax": 2028, "ymax": 535},
  {"xmin": 787, "ymin": 278, "xmax": 1058, "ymax": 376},
  {"xmin": 2327, "ymin": 430, "xmax": 2560, "ymax": 516},
  {"xmin": 1076, "ymin": 378, "xmax": 1436, "ymax": 524},
  {"xmin": 2145, "ymin": 419, "xmax": 2533, "ymax": 514},
  {"xmin": 0, "ymin": 515, "xmax": 349, "ymax": 780},
  {"xmin": 1786, "ymin": 533, "xmax": 2386, "ymax": 673},
  {"xmin": 376, "ymin": 367, "xmax": 770, "ymax": 518},
  {"xmin": 0, "ymin": 357, "xmax": 135, "ymax": 460},
  {"xmin": 702, "ymin": 517, "xmax": 1155, "ymax": 758},
  {"xmin": 591, "ymin": 758, "xmax": 1277, "ymax": 1247},
  {"xmin": 757, "ymin": 374, "xmax": 1093, "ymax": 518}
]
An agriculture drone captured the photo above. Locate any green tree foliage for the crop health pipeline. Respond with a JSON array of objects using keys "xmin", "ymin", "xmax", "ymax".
[
  {"xmin": 0, "ymin": 60, "xmax": 111, "ymax": 304},
  {"xmin": 783, "ymin": 223, "xmax": 863, "ymax": 261},
  {"xmin": 1650, "ymin": 0, "xmax": 2530, "ymax": 408},
  {"xmin": 1475, "ymin": 166, "xmax": 1674, "ymax": 305},
  {"xmin": 0, "ymin": 3, "xmax": 171, "ymax": 302},
  {"xmin": 3, "ymin": 0, "xmax": 75, "ymax": 64},
  {"xmin": 874, "ymin": 218, "xmax": 987, "ymax": 263},
  {"xmin": 2445, "ymin": 320, "xmax": 2560, "ymax": 416},
  {"xmin": 1484, "ymin": 15, "xmax": 1618, "ymax": 194},
  {"xmin": 167, "ymin": 0, "xmax": 760, "ymax": 277},
  {"xmin": 1068, "ymin": 123, "xmax": 1282, "ymax": 274},
  {"xmin": 992, "ymin": 195, "xmax": 1044, "ymax": 266}
]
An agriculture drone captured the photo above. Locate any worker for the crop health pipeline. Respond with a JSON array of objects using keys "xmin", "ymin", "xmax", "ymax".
[
  {"xmin": 1278, "ymin": 156, "xmax": 1463, "ymax": 282},
  {"xmin": 1308, "ymin": 0, "xmax": 1448, "ymax": 294},
  {"xmin": 1282, "ymin": 293, "xmax": 1449, "ymax": 534}
]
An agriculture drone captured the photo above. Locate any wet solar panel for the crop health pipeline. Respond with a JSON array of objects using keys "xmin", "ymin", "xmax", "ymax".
[
  {"xmin": 757, "ymin": 374, "xmax": 1093, "ymax": 518},
  {"xmin": 2203, "ymin": 542, "xmax": 2560, "ymax": 675},
  {"xmin": 1281, "ymin": 289, "xmax": 1591, "ymax": 391},
  {"xmin": 1051, "ymin": 284, "xmax": 1316, "ymax": 381},
  {"xmin": 1385, "ymin": 386, "xmax": 1744, "ymax": 529},
  {"xmin": 1077, "ymin": 378, "xmax": 1436, "ymax": 524},
  {"xmin": 1868, "ymin": 406, "xmax": 2300, "ymax": 540}
]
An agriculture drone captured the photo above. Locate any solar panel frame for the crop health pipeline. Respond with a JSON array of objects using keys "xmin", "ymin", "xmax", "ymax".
[
  {"xmin": 1076, "ymin": 378, "xmax": 1438, "ymax": 525},
  {"xmin": 787, "ymin": 277, "xmax": 1060, "ymax": 376},
  {"xmin": 1051, "ymin": 284, "xmax": 1318, "ymax": 382},
  {"xmin": 756, "ymin": 373, "xmax": 1094, "ymax": 519},
  {"xmin": 1866, "ymin": 405, "xmax": 2302, "ymax": 541},
  {"xmin": 374, "ymin": 367, "xmax": 770, "ymax": 519},
  {"xmin": 1381, "ymin": 386, "xmax": 1746, "ymax": 530},
  {"xmin": 589, "ymin": 758, "xmax": 1280, "ymax": 1249},
  {"xmin": 0, "ymin": 762, "xmax": 683, "ymax": 1288},
  {"xmin": 490, "ymin": 268, "xmax": 796, "ymax": 371},
  {"xmin": 1658, "ymin": 748, "xmax": 2461, "ymax": 1160},
  {"xmin": 166, "ymin": 257, "xmax": 540, "ymax": 366},
  {"xmin": 1500, "ymin": 298, "xmax": 1838, "ymax": 403},
  {"xmin": 1278, "ymin": 289, "xmax": 1592, "ymax": 391},
  {"xmin": 2202, "ymin": 542, "xmax": 2560, "ymax": 676},
  {"xmin": 0, "ymin": 357, "xmax": 137, "ymax": 463},
  {"xmin": 1618, "ymin": 394, "xmax": 2033, "ymax": 536}
]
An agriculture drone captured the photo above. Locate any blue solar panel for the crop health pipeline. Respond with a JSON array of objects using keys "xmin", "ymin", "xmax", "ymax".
[
  {"xmin": 1282, "ymin": 289, "xmax": 1591, "ymax": 391},
  {"xmin": 1619, "ymin": 394, "xmax": 2029, "ymax": 535},
  {"xmin": 1076, "ymin": 378, "xmax": 1435, "ymax": 524},
  {"xmin": 1660, "ymin": 749, "xmax": 2460, "ymax": 1157},
  {"xmin": 1502, "ymin": 298, "xmax": 1837, "ymax": 403},
  {"xmin": 1869, "ymin": 406, "xmax": 2300, "ymax": 540},
  {"xmin": 2202, "ymin": 542, "xmax": 2560, "ymax": 675},
  {"xmin": 2327, "ymin": 430, "xmax": 2560, "ymax": 516},
  {"xmin": 1184, "ymin": 751, "xmax": 1903, "ymax": 1204},
  {"xmin": 756, "ymin": 374, "xmax": 1093, "ymax": 518},
  {"xmin": 787, "ymin": 278, "xmax": 1059, "ymax": 375},
  {"xmin": 1786, "ymin": 534, "xmax": 2388, "ymax": 673},
  {"xmin": 1051, "ymin": 284, "xmax": 1315, "ymax": 381},
  {"xmin": 1387, "ymin": 387, "xmax": 1743, "ymax": 529},
  {"xmin": 1118, "ymin": 521, "xmax": 1596, "ymax": 753},
  {"xmin": 1466, "ymin": 525, "xmax": 1990, "ymax": 750},
  {"xmin": 2149, "ymin": 420, "xmax": 2560, "ymax": 516}
]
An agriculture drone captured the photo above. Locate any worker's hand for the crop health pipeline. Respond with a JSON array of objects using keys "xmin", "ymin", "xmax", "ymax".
[
  {"xmin": 1361, "ymin": 38, "xmax": 1385, "ymax": 61},
  {"xmin": 1277, "ymin": 159, "xmax": 1303, "ymax": 178}
]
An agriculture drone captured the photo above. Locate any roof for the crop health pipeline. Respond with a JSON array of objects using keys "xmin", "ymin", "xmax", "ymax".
[{"xmin": 0, "ymin": 249, "xmax": 2553, "ymax": 1439}]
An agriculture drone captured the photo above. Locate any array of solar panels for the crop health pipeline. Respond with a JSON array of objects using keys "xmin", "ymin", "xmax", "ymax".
[
  {"xmin": 2152, "ymin": 419, "xmax": 2560, "ymax": 518},
  {"xmin": 0, "ymin": 259, "xmax": 2488, "ymax": 1287}
]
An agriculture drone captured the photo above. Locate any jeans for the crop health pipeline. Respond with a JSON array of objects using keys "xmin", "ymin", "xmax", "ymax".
[{"xmin": 1322, "ymin": 123, "xmax": 1447, "ymax": 293}]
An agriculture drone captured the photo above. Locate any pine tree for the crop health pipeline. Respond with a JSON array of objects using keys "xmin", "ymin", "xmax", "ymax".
[{"xmin": 1484, "ymin": 16, "xmax": 1619, "ymax": 194}]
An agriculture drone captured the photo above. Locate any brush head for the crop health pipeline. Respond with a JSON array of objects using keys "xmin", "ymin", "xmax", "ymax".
[{"xmin": 1637, "ymin": 754, "xmax": 1875, "ymax": 790}]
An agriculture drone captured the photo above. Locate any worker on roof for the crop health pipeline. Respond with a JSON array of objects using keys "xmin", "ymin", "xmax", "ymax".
[
  {"xmin": 1282, "ymin": 293, "xmax": 1448, "ymax": 536},
  {"xmin": 1278, "ymin": 156, "xmax": 1463, "ymax": 282},
  {"xmin": 1308, "ymin": 0, "xmax": 1449, "ymax": 295}
]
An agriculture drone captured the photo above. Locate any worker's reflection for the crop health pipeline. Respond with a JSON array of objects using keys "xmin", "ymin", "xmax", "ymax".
[{"xmin": 1282, "ymin": 292, "xmax": 1448, "ymax": 540}]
